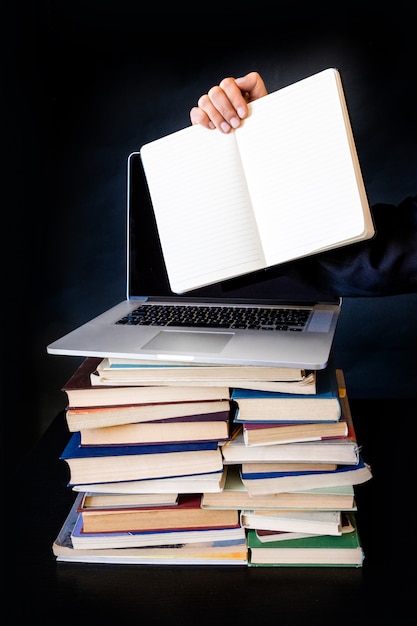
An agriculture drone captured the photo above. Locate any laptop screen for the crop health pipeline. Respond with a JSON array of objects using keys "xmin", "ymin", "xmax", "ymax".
[{"xmin": 128, "ymin": 152, "xmax": 338, "ymax": 304}]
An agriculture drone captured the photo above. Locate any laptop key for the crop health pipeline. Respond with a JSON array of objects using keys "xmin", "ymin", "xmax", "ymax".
[{"xmin": 116, "ymin": 304, "xmax": 311, "ymax": 331}]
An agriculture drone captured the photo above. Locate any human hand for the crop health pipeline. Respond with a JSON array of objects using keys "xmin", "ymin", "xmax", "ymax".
[{"xmin": 190, "ymin": 71, "xmax": 268, "ymax": 133}]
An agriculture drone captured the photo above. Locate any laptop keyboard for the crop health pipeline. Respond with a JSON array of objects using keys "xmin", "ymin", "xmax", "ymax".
[{"xmin": 116, "ymin": 304, "xmax": 311, "ymax": 332}]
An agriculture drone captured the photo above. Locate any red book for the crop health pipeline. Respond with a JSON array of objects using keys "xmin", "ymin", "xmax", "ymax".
[
  {"xmin": 62, "ymin": 357, "xmax": 230, "ymax": 408},
  {"xmin": 78, "ymin": 494, "xmax": 240, "ymax": 533},
  {"xmin": 79, "ymin": 410, "xmax": 230, "ymax": 446},
  {"xmin": 242, "ymin": 418, "xmax": 348, "ymax": 446}
]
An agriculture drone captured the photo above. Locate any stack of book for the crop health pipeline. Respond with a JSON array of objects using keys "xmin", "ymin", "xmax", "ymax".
[
  {"xmin": 219, "ymin": 367, "xmax": 372, "ymax": 566},
  {"xmin": 52, "ymin": 357, "xmax": 372, "ymax": 566},
  {"xmin": 52, "ymin": 356, "xmax": 308, "ymax": 565}
]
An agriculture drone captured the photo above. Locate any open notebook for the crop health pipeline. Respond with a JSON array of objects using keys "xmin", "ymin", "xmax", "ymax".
[
  {"xmin": 47, "ymin": 150, "xmax": 343, "ymax": 369},
  {"xmin": 140, "ymin": 68, "xmax": 374, "ymax": 294}
]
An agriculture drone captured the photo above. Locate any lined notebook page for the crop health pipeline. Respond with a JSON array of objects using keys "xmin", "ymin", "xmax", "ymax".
[
  {"xmin": 236, "ymin": 68, "xmax": 371, "ymax": 264},
  {"xmin": 140, "ymin": 126, "xmax": 265, "ymax": 293}
]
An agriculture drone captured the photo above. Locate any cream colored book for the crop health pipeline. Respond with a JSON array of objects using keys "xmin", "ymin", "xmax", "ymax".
[
  {"xmin": 201, "ymin": 465, "xmax": 356, "ymax": 511},
  {"xmin": 140, "ymin": 68, "xmax": 374, "ymax": 293},
  {"xmin": 94, "ymin": 357, "xmax": 308, "ymax": 382},
  {"xmin": 90, "ymin": 358, "xmax": 316, "ymax": 394},
  {"xmin": 71, "ymin": 469, "xmax": 227, "ymax": 495},
  {"xmin": 240, "ymin": 509, "xmax": 342, "ymax": 536}
]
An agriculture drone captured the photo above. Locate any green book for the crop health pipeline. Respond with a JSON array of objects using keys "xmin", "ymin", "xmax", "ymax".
[{"xmin": 247, "ymin": 513, "xmax": 364, "ymax": 567}]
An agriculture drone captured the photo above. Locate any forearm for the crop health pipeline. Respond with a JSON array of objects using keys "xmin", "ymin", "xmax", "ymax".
[{"xmin": 286, "ymin": 195, "xmax": 417, "ymax": 297}]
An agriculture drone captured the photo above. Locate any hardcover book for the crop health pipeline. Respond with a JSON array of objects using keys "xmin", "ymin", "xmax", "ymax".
[
  {"xmin": 55, "ymin": 541, "xmax": 248, "ymax": 565},
  {"xmin": 255, "ymin": 510, "xmax": 356, "ymax": 543},
  {"xmin": 240, "ymin": 509, "xmax": 342, "ymax": 536},
  {"xmin": 66, "ymin": 399, "xmax": 231, "ymax": 431},
  {"xmin": 78, "ymin": 493, "xmax": 240, "ymax": 533},
  {"xmin": 221, "ymin": 428, "xmax": 360, "ymax": 466},
  {"xmin": 78, "ymin": 491, "xmax": 179, "ymax": 510},
  {"xmin": 241, "ymin": 419, "xmax": 348, "ymax": 446},
  {"xmin": 67, "ymin": 494, "xmax": 247, "ymax": 550},
  {"xmin": 62, "ymin": 357, "xmax": 230, "ymax": 408},
  {"xmin": 71, "ymin": 469, "xmax": 227, "ymax": 494},
  {"xmin": 90, "ymin": 358, "xmax": 316, "ymax": 394},
  {"xmin": 241, "ymin": 457, "xmax": 372, "ymax": 496},
  {"xmin": 231, "ymin": 366, "xmax": 341, "ymax": 423},
  {"xmin": 247, "ymin": 513, "xmax": 364, "ymax": 567},
  {"xmin": 60, "ymin": 432, "xmax": 223, "ymax": 485},
  {"xmin": 98, "ymin": 357, "xmax": 306, "ymax": 377},
  {"xmin": 201, "ymin": 465, "xmax": 356, "ymax": 511},
  {"xmin": 78, "ymin": 410, "xmax": 230, "ymax": 446}
]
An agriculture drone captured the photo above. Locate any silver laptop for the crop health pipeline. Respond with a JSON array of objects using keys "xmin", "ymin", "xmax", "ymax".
[{"xmin": 47, "ymin": 152, "xmax": 341, "ymax": 369}]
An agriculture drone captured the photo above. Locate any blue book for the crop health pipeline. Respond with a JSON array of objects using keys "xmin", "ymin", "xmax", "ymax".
[
  {"xmin": 61, "ymin": 431, "xmax": 219, "ymax": 459},
  {"xmin": 231, "ymin": 366, "xmax": 342, "ymax": 423},
  {"xmin": 241, "ymin": 457, "xmax": 368, "ymax": 480},
  {"xmin": 60, "ymin": 432, "xmax": 224, "ymax": 485},
  {"xmin": 240, "ymin": 457, "xmax": 372, "ymax": 496}
]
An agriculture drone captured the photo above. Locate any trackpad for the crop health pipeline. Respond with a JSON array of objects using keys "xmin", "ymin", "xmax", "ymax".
[{"xmin": 142, "ymin": 330, "xmax": 234, "ymax": 353}]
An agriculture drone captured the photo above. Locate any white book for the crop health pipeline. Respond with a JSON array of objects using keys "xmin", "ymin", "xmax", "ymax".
[
  {"xmin": 221, "ymin": 429, "xmax": 360, "ymax": 465},
  {"xmin": 140, "ymin": 68, "xmax": 374, "ymax": 293},
  {"xmin": 241, "ymin": 509, "xmax": 342, "ymax": 536},
  {"xmin": 71, "ymin": 470, "xmax": 227, "ymax": 494}
]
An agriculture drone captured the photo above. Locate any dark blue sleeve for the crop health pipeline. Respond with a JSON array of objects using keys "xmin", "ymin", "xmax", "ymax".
[{"xmin": 285, "ymin": 195, "xmax": 417, "ymax": 297}]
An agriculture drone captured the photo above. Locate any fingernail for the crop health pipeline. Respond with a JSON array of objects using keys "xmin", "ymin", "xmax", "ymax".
[
  {"xmin": 220, "ymin": 121, "xmax": 231, "ymax": 133},
  {"xmin": 237, "ymin": 106, "xmax": 246, "ymax": 119},
  {"xmin": 230, "ymin": 117, "xmax": 240, "ymax": 129},
  {"xmin": 208, "ymin": 121, "xmax": 215, "ymax": 129}
]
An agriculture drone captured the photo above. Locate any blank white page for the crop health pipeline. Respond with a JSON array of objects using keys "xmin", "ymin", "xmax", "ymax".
[
  {"xmin": 141, "ymin": 125, "xmax": 265, "ymax": 293},
  {"xmin": 236, "ymin": 68, "xmax": 371, "ymax": 265}
]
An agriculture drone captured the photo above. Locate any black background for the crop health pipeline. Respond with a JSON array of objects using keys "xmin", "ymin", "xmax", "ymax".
[{"xmin": 4, "ymin": 3, "xmax": 417, "ymax": 467}]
